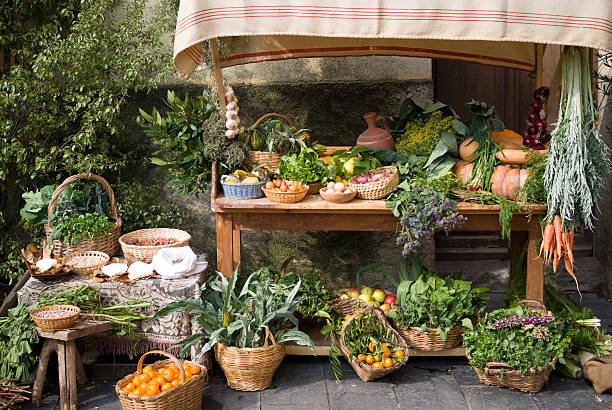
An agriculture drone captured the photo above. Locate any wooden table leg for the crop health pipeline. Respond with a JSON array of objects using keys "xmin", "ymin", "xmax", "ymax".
[
  {"xmin": 56, "ymin": 341, "xmax": 69, "ymax": 410},
  {"xmin": 216, "ymin": 213, "xmax": 234, "ymax": 278},
  {"xmin": 74, "ymin": 348, "xmax": 88, "ymax": 385},
  {"xmin": 232, "ymin": 228, "xmax": 241, "ymax": 274},
  {"xmin": 525, "ymin": 224, "xmax": 544, "ymax": 301},
  {"xmin": 65, "ymin": 341, "xmax": 78, "ymax": 410},
  {"xmin": 32, "ymin": 339, "xmax": 56, "ymax": 407}
]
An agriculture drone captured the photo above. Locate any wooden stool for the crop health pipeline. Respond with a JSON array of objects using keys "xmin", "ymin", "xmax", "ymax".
[{"xmin": 32, "ymin": 320, "xmax": 111, "ymax": 410}]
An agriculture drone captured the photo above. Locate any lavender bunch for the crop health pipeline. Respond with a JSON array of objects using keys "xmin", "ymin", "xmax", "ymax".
[{"xmin": 491, "ymin": 314, "xmax": 553, "ymax": 330}]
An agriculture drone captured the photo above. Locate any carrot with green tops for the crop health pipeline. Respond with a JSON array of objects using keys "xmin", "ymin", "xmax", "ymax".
[{"xmin": 553, "ymin": 215, "xmax": 562, "ymax": 260}]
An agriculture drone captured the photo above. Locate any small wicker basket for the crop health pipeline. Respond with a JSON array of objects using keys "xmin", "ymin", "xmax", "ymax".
[
  {"xmin": 394, "ymin": 323, "xmax": 465, "ymax": 351},
  {"xmin": 220, "ymin": 175, "xmax": 268, "ymax": 199},
  {"xmin": 45, "ymin": 173, "xmax": 122, "ymax": 257},
  {"xmin": 119, "ymin": 228, "xmax": 191, "ymax": 264},
  {"xmin": 348, "ymin": 166, "xmax": 399, "ymax": 200},
  {"xmin": 261, "ymin": 185, "xmax": 309, "ymax": 203},
  {"xmin": 116, "ymin": 350, "xmax": 207, "ymax": 410},
  {"xmin": 30, "ymin": 304, "xmax": 81, "ymax": 330},
  {"xmin": 306, "ymin": 182, "xmax": 323, "ymax": 195},
  {"xmin": 330, "ymin": 305, "xmax": 408, "ymax": 382},
  {"xmin": 214, "ymin": 327, "xmax": 285, "ymax": 391},
  {"xmin": 244, "ymin": 113, "xmax": 295, "ymax": 171},
  {"xmin": 62, "ymin": 251, "xmax": 110, "ymax": 276},
  {"xmin": 472, "ymin": 359, "xmax": 556, "ymax": 393}
]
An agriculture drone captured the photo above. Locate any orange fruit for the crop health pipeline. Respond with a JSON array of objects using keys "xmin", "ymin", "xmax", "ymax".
[
  {"xmin": 161, "ymin": 382, "xmax": 173, "ymax": 392},
  {"xmin": 357, "ymin": 354, "xmax": 366, "ymax": 361},
  {"xmin": 133, "ymin": 388, "xmax": 144, "ymax": 396},
  {"xmin": 381, "ymin": 342, "xmax": 388, "ymax": 348},
  {"xmin": 139, "ymin": 382, "xmax": 149, "ymax": 391},
  {"xmin": 153, "ymin": 376, "xmax": 166, "ymax": 386},
  {"xmin": 373, "ymin": 354, "xmax": 381, "ymax": 362},
  {"xmin": 383, "ymin": 347, "xmax": 391, "ymax": 358},
  {"xmin": 368, "ymin": 342, "xmax": 375, "ymax": 352},
  {"xmin": 171, "ymin": 379, "xmax": 179, "ymax": 387},
  {"xmin": 134, "ymin": 373, "xmax": 151, "ymax": 385},
  {"xmin": 392, "ymin": 359, "xmax": 398, "ymax": 365},
  {"xmin": 161, "ymin": 368, "xmax": 175, "ymax": 382},
  {"xmin": 125, "ymin": 382, "xmax": 136, "ymax": 392},
  {"xmin": 143, "ymin": 365, "xmax": 156, "ymax": 377},
  {"xmin": 122, "ymin": 387, "xmax": 131, "ymax": 394},
  {"xmin": 394, "ymin": 350, "xmax": 405, "ymax": 358},
  {"xmin": 145, "ymin": 383, "xmax": 160, "ymax": 396},
  {"xmin": 190, "ymin": 365, "xmax": 201, "ymax": 375},
  {"xmin": 383, "ymin": 358, "xmax": 394, "ymax": 368},
  {"xmin": 365, "ymin": 355, "xmax": 375, "ymax": 364},
  {"xmin": 372, "ymin": 362, "xmax": 384, "ymax": 369}
]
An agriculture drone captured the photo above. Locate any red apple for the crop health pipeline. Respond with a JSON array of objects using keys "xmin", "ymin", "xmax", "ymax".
[{"xmin": 384, "ymin": 294, "xmax": 396, "ymax": 305}]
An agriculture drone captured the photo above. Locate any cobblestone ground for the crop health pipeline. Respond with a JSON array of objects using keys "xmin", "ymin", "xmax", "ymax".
[{"xmin": 23, "ymin": 293, "xmax": 612, "ymax": 410}]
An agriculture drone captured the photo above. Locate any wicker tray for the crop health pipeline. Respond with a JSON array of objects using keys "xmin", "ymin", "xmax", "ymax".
[
  {"xmin": 330, "ymin": 305, "xmax": 408, "ymax": 382},
  {"xmin": 394, "ymin": 323, "xmax": 465, "ymax": 351},
  {"xmin": 348, "ymin": 166, "xmax": 399, "ymax": 200},
  {"xmin": 30, "ymin": 304, "xmax": 81, "ymax": 330},
  {"xmin": 214, "ymin": 327, "xmax": 285, "ymax": 391},
  {"xmin": 220, "ymin": 175, "xmax": 267, "ymax": 199},
  {"xmin": 261, "ymin": 185, "xmax": 309, "ymax": 203},
  {"xmin": 119, "ymin": 228, "xmax": 191, "ymax": 264},
  {"xmin": 63, "ymin": 251, "xmax": 110, "ymax": 276},
  {"xmin": 45, "ymin": 173, "xmax": 122, "ymax": 257},
  {"xmin": 116, "ymin": 350, "xmax": 206, "ymax": 410},
  {"xmin": 473, "ymin": 358, "xmax": 557, "ymax": 393}
]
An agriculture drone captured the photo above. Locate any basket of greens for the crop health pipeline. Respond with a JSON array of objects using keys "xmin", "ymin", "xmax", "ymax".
[{"xmin": 45, "ymin": 174, "xmax": 121, "ymax": 257}]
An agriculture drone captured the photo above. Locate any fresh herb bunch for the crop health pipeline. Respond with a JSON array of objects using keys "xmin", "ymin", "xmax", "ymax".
[
  {"xmin": 138, "ymin": 90, "xmax": 246, "ymax": 195},
  {"xmin": 244, "ymin": 117, "xmax": 311, "ymax": 155},
  {"xmin": 48, "ymin": 213, "xmax": 114, "ymax": 245},
  {"xmin": 463, "ymin": 305, "xmax": 573, "ymax": 377},
  {"xmin": 517, "ymin": 152, "xmax": 547, "ymax": 204},
  {"xmin": 463, "ymin": 99, "xmax": 505, "ymax": 191},
  {"xmin": 388, "ymin": 273, "xmax": 488, "ymax": 341},
  {"xmin": 155, "ymin": 268, "xmax": 314, "ymax": 356},
  {"xmin": 296, "ymin": 273, "xmax": 336, "ymax": 318},
  {"xmin": 396, "ymin": 110, "xmax": 453, "ymax": 157},
  {"xmin": 386, "ymin": 158, "xmax": 464, "ymax": 256},
  {"xmin": 52, "ymin": 182, "xmax": 110, "ymax": 220},
  {"xmin": 544, "ymin": 46, "xmax": 610, "ymax": 231},
  {"xmin": 0, "ymin": 285, "xmax": 151, "ymax": 381},
  {"xmin": 330, "ymin": 146, "xmax": 383, "ymax": 180},
  {"xmin": 277, "ymin": 147, "xmax": 330, "ymax": 184}
]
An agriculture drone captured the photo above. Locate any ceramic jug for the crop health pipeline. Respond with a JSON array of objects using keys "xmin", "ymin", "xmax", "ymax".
[{"xmin": 356, "ymin": 112, "xmax": 395, "ymax": 151}]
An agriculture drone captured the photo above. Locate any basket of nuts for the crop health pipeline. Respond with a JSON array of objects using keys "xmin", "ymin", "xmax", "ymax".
[
  {"xmin": 119, "ymin": 228, "xmax": 191, "ymax": 264},
  {"xmin": 30, "ymin": 305, "xmax": 81, "ymax": 330}
]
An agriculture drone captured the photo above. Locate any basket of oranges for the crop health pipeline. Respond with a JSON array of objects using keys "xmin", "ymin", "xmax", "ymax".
[{"xmin": 115, "ymin": 350, "xmax": 207, "ymax": 410}]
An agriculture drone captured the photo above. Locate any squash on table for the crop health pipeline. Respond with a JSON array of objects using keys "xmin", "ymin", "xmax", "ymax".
[
  {"xmin": 490, "ymin": 165, "xmax": 530, "ymax": 200},
  {"xmin": 495, "ymin": 148, "xmax": 547, "ymax": 165},
  {"xmin": 459, "ymin": 129, "xmax": 523, "ymax": 161},
  {"xmin": 453, "ymin": 160, "xmax": 475, "ymax": 185}
]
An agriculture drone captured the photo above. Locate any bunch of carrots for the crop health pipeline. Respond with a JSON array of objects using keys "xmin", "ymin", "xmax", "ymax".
[{"xmin": 541, "ymin": 215, "xmax": 579, "ymax": 296}]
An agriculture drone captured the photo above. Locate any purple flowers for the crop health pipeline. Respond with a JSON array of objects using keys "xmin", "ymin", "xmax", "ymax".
[{"xmin": 491, "ymin": 315, "xmax": 553, "ymax": 330}]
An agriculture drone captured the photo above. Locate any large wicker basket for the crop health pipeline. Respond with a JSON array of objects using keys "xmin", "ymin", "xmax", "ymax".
[
  {"xmin": 334, "ymin": 298, "xmax": 374, "ymax": 317},
  {"xmin": 244, "ymin": 113, "xmax": 295, "ymax": 171},
  {"xmin": 119, "ymin": 228, "xmax": 191, "ymax": 264},
  {"xmin": 330, "ymin": 305, "xmax": 408, "ymax": 382},
  {"xmin": 116, "ymin": 350, "xmax": 206, "ymax": 410},
  {"xmin": 348, "ymin": 166, "xmax": 399, "ymax": 200},
  {"xmin": 45, "ymin": 174, "xmax": 121, "ymax": 257},
  {"xmin": 214, "ymin": 327, "xmax": 285, "ymax": 391},
  {"xmin": 261, "ymin": 185, "xmax": 309, "ymax": 203},
  {"xmin": 394, "ymin": 323, "xmax": 466, "ymax": 351},
  {"xmin": 30, "ymin": 305, "xmax": 81, "ymax": 330},
  {"xmin": 472, "ymin": 359, "xmax": 556, "ymax": 393}
]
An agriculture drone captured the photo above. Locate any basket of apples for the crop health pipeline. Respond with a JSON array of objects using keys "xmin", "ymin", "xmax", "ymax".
[
  {"xmin": 262, "ymin": 179, "xmax": 309, "ymax": 203},
  {"xmin": 319, "ymin": 181, "xmax": 356, "ymax": 203},
  {"xmin": 334, "ymin": 286, "xmax": 397, "ymax": 316}
]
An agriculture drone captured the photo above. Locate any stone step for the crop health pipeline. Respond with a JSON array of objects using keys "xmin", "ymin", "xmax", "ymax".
[{"xmin": 436, "ymin": 246, "xmax": 509, "ymax": 261}]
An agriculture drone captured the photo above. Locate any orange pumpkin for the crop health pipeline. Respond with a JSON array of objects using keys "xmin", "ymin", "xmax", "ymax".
[
  {"xmin": 490, "ymin": 165, "xmax": 530, "ymax": 200},
  {"xmin": 453, "ymin": 160, "xmax": 475, "ymax": 185}
]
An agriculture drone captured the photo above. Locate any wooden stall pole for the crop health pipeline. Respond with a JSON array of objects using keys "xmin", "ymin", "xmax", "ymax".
[{"xmin": 208, "ymin": 39, "xmax": 227, "ymax": 111}]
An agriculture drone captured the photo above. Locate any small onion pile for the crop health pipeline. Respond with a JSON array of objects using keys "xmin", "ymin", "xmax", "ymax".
[
  {"xmin": 352, "ymin": 171, "xmax": 390, "ymax": 184},
  {"xmin": 524, "ymin": 86, "xmax": 550, "ymax": 150}
]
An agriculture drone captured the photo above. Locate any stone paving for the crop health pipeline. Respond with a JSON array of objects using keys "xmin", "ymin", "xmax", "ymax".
[{"xmin": 22, "ymin": 293, "xmax": 612, "ymax": 410}]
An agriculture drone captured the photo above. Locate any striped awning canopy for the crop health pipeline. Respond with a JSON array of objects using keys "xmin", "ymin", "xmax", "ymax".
[{"xmin": 174, "ymin": 1, "xmax": 612, "ymax": 78}]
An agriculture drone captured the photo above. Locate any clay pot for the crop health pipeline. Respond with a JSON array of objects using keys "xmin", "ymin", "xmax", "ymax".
[{"xmin": 356, "ymin": 112, "xmax": 395, "ymax": 151}]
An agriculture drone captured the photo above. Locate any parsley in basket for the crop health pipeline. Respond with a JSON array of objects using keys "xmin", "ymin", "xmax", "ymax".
[{"xmin": 49, "ymin": 213, "xmax": 114, "ymax": 245}]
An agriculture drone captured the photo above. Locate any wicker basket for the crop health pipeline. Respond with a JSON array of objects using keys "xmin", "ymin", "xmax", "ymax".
[
  {"xmin": 394, "ymin": 323, "xmax": 465, "ymax": 351},
  {"xmin": 220, "ymin": 175, "xmax": 268, "ymax": 199},
  {"xmin": 262, "ymin": 185, "xmax": 309, "ymax": 203},
  {"xmin": 116, "ymin": 350, "xmax": 206, "ymax": 410},
  {"xmin": 45, "ymin": 174, "xmax": 122, "ymax": 257},
  {"xmin": 244, "ymin": 113, "xmax": 295, "ymax": 171},
  {"xmin": 348, "ymin": 166, "xmax": 399, "ymax": 200},
  {"xmin": 472, "ymin": 359, "xmax": 556, "ymax": 393},
  {"xmin": 306, "ymin": 182, "xmax": 323, "ymax": 195},
  {"xmin": 62, "ymin": 251, "xmax": 110, "ymax": 276},
  {"xmin": 119, "ymin": 228, "xmax": 191, "ymax": 264},
  {"xmin": 30, "ymin": 304, "xmax": 81, "ymax": 330},
  {"xmin": 214, "ymin": 327, "xmax": 285, "ymax": 391},
  {"xmin": 330, "ymin": 305, "xmax": 408, "ymax": 382},
  {"xmin": 334, "ymin": 298, "xmax": 374, "ymax": 317}
]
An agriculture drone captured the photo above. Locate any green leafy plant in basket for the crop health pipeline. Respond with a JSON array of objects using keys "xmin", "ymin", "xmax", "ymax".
[
  {"xmin": 155, "ymin": 267, "xmax": 314, "ymax": 356},
  {"xmin": 277, "ymin": 146, "xmax": 331, "ymax": 185},
  {"xmin": 387, "ymin": 272, "xmax": 488, "ymax": 341}
]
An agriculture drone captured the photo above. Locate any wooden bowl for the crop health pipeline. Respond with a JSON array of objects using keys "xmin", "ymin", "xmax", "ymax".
[{"xmin": 319, "ymin": 187, "xmax": 356, "ymax": 203}]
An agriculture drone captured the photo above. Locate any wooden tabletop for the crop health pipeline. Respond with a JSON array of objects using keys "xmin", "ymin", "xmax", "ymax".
[
  {"xmin": 36, "ymin": 320, "xmax": 112, "ymax": 341},
  {"xmin": 214, "ymin": 194, "xmax": 547, "ymax": 215}
]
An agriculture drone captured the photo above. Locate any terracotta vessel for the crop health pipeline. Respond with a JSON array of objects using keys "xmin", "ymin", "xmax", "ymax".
[{"xmin": 356, "ymin": 112, "xmax": 395, "ymax": 151}]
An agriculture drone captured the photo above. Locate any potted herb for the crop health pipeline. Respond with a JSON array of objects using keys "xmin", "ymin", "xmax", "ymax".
[
  {"xmin": 463, "ymin": 301, "xmax": 572, "ymax": 392},
  {"xmin": 387, "ymin": 272, "xmax": 488, "ymax": 351},
  {"xmin": 155, "ymin": 267, "xmax": 313, "ymax": 391}
]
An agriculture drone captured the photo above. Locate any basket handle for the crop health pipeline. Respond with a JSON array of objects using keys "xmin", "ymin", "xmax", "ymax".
[
  {"xmin": 339, "ymin": 305, "xmax": 377, "ymax": 345},
  {"xmin": 517, "ymin": 299, "xmax": 547, "ymax": 314},
  {"xmin": 262, "ymin": 325, "xmax": 277, "ymax": 347},
  {"xmin": 245, "ymin": 113, "xmax": 296, "ymax": 146},
  {"xmin": 47, "ymin": 173, "xmax": 117, "ymax": 227},
  {"xmin": 136, "ymin": 350, "xmax": 188, "ymax": 384},
  {"xmin": 484, "ymin": 362, "xmax": 512, "ymax": 369}
]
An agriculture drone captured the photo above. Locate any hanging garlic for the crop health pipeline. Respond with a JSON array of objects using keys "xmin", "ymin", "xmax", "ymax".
[{"xmin": 224, "ymin": 87, "xmax": 241, "ymax": 139}]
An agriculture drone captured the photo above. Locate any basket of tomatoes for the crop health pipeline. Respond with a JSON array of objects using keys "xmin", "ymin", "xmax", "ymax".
[
  {"xmin": 115, "ymin": 350, "xmax": 206, "ymax": 410},
  {"xmin": 262, "ymin": 179, "xmax": 309, "ymax": 203},
  {"xmin": 330, "ymin": 305, "xmax": 408, "ymax": 382}
]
